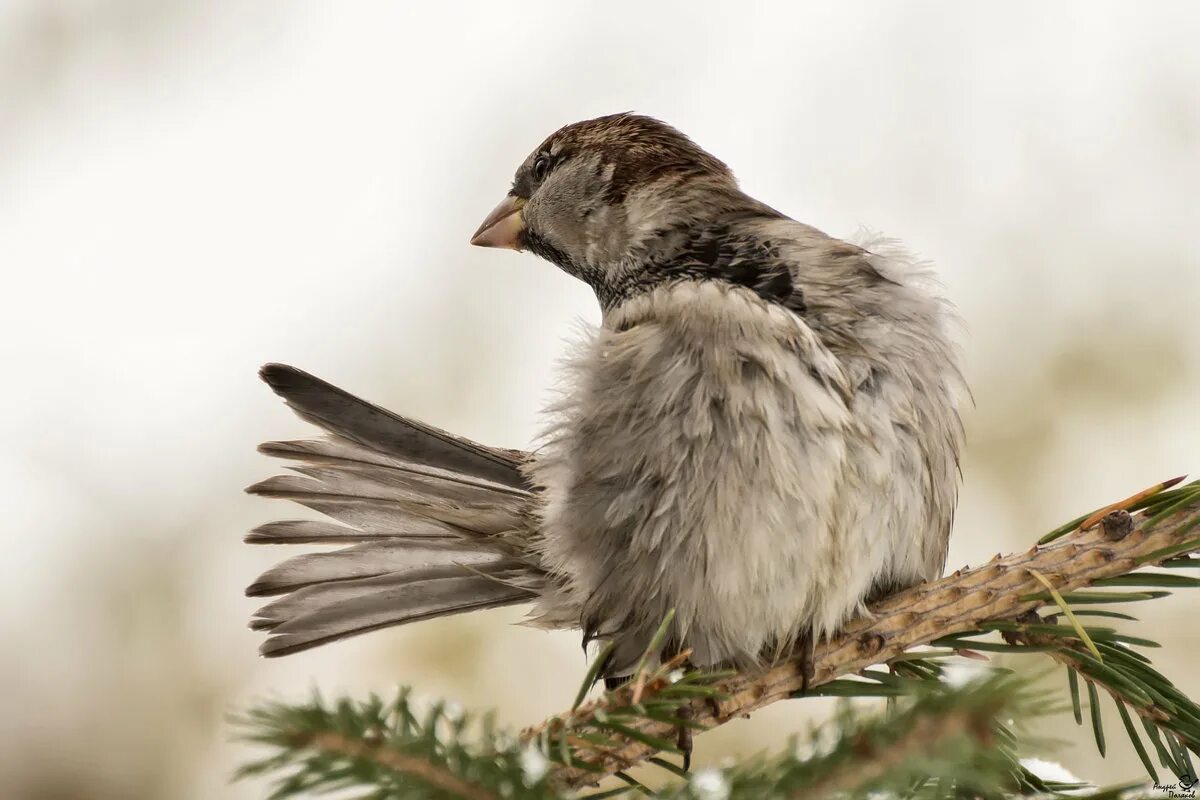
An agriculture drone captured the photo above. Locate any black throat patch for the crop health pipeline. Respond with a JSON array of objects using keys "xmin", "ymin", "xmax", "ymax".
[{"xmin": 600, "ymin": 222, "xmax": 806, "ymax": 317}]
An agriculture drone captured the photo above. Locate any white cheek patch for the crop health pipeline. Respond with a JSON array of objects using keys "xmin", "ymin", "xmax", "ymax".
[
  {"xmin": 584, "ymin": 205, "xmax": 625, "ymax": 264},
  {"xmin": 623, "ymin": 183, "xmax": 679, "ymax": 241}
]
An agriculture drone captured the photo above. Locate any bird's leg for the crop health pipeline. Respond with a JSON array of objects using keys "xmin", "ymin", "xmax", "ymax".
[
  {"xmin": 886, "ymin": 662, "xmax": 898, "ymax": 717},
  {"xmin": 605, "ymin": 666, "xmax": 694, "ymax": 765},
  {"xmin": 663, "ymin": 649, "xmax": 696, "ymax": 772},
  {"xmin": 676, "ymin": 705, "xmax": 693, "ymax": 772},
  {"xmin": 795, "ymin": 629, "xmax": 816, "ymax": 694}
]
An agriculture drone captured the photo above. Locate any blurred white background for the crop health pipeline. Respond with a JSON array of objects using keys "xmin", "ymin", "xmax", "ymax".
[{"xmin": 1, "ymin": 1, "xmax": 1198, "ymax": 797}]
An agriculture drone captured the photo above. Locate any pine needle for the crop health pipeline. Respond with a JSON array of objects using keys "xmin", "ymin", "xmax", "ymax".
[
  {"xmin": 1030, "ymin": 569, "xmax": 1103, "ymax": 663},
  {"xmin": 575, "ymin": 641, "xmax": 616, "ymax": 711},
  {"xmin": 1087, "ymin": 679, "xmax": 1107, "ymax": 757},
  {"xmin": 1080, "ymin": 475, "xmax": 1186, "ymax": 530},
  {"xmin": 630, "ymin": 609, "xmax": 676, "ymax": 704},
  {"xmin": 1116, "ymin": 699, "xmax": 1159, "ymax": 783},
  {"xmin": 1068, "ymin": 668, "xmax": 1083, "ymax": 725}
]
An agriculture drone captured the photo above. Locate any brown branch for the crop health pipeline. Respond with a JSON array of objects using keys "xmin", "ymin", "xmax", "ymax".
[
  {"xmin": 307, "ymin": 731, "xmax": 499, "ymax": 800},
  {"xmin": 529, "ymin": 491, "xmax": 1200, "ymax": 790}
]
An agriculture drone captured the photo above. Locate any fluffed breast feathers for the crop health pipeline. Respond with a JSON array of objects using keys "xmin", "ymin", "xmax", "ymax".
[{"xmin": 526, "ymin": 280, "xmax": 857, "ymax": 671}]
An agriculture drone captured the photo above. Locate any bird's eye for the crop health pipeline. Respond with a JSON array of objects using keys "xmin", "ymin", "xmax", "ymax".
[{"xmin": 532, "ymin": 156, "xmax": 550, "ymax": 182}]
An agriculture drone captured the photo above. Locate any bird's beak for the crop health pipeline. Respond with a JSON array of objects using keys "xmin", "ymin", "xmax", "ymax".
[{"xmin": 470, "ymin": 195, "xmax": 525, "ymax": 250}]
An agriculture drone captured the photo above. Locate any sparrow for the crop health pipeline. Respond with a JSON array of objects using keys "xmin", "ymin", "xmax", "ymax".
[{"xmin": 246, "ymin": 113, "xmax": 966, "ymax": 690}]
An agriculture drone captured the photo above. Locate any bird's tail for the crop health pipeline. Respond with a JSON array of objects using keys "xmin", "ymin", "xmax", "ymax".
[{"xmin": 245, "ymin": 364, "xmax": 542, "ymax": 657}]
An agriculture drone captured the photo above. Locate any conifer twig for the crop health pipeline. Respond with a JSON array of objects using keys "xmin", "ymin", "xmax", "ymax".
[
  {"xmin": 306, "ymin": 731, "xmax": 499, "ymax": 800},
  {"xmin": 801, "ymin": 702, "xmax": 993, "ymax": 797}
]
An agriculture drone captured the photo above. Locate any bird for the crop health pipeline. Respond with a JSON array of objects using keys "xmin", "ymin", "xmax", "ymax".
[{"xmin": 245, "ymin": 113, "xmax": 966, "ymax": 691}]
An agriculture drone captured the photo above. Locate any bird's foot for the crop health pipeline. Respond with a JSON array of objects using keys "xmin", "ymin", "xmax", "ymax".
[{"xmin": 603, "ymin": 674, "xmax": 631, "ymax": 692}]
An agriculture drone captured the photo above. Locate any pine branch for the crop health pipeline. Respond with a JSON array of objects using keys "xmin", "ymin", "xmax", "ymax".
[
  {"xmin": 237, "ymin": 672, "xmax": 1085, "ymax": 799},
  {"xmin": 234, "ymin": 688, "xmax": 559, "ymax": 799},
  {"xmin": 792, "ymin": 682, "xmax": 1015, "ymax": 798},
  {"xmin": 653, "ymin": 672, "xmax": 1058, "ymax": 800},
  {"xmin": 301, "ymin": 731, "xmax": 500, "ymax": 800},
  {"xmin": 529, "ymin": 479, "xmax": 1200, "ymax": 790},
  {"xmin": 1001, "ymin": 619, "xmax": 1200, "ymax": 781}
]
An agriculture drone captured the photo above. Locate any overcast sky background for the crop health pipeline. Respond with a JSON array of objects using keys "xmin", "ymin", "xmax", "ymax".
[{"xmin": 1, "ymin": 2, "xmax": 1198, "ymax": 797}]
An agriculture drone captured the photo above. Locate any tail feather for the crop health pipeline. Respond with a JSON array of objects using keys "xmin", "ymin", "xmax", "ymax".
[
  {"xmin": 246, "ymin": 364, "xmax": 544, "ymax": 656},
  {"xmin": 258, "ymin": 363, "xmax": 528, "ymax": 489},
  {"xmin": 257, "ymin": 575, "xmax": 533, "ymax": 657},
  {"xmin": 285, "ymin": 462, "xmax": 523, "ymax": 508},
  {"xmin": 246, "ymin": 541, "xmax": 515, "ymax": 597},
  {"xmin": 250, "ymin": 562, "xmax": 537, "ymax": 632},
  {"xmin": 245, "ymin": 519, "xmax": 457, "ymax": 544},
  {"xmin": 259, "ymin": 437, "xmax": 528, "ymax": 497},
  {"xmin": 253, "ymin": 495, "xmax": 486, "ymax": 537},
  {"xmin": 246, "ymin": 472, "xmax": 524, "ymax": 534}
]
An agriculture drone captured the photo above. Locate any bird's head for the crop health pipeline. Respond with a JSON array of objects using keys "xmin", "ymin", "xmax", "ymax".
[{"xmin": 471, "ymin": 113, "xmax": 761, "ymax": 305}]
